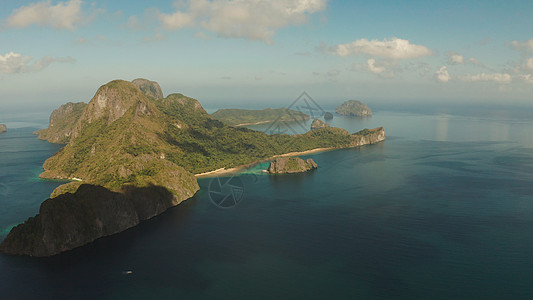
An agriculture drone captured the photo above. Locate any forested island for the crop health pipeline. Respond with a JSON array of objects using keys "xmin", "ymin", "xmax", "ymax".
[
  {"xmin": 0, "ymin": 79, "xmax": 385, "ymax": 257},
  {"xmin": 336, "ymin": 100, "xmax": 372, "ymax": 117},
  {"xmin": 211, "ymin": 108, "xmax": 310, "ymax": 126}
]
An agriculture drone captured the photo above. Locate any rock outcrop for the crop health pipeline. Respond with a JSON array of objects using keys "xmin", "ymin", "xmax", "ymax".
[
  {"xmin": 311, "ymin": 118, "xmax": 330, "ymax": 130},
  {"xmin": 132, "ymin": 78, "xmax": 164, "ymax": 100},
  {"xmin": 0, "ymin": 124, "xmax": 6, "ymax": 133},
  {"xmin": 267, "ymin": 157, "xmax": 318, "ymax": 174},
  {"xmin": 324, "ymin": 112, "xmax": 333, "ymax": 120},
  {"xmin": 0, "ymin": 184, "xmax": 180, "ymax": 257},
  {"xmin": 336, "ymin": 100, "xmax": 372, "ymax": 117},
  {"xmin": 35, "ymin": 102, "xmax": 86, "ymax": 144},
  {"xmin": 348, "ymin": 127, "xmax": 385, "ymax": 147}
]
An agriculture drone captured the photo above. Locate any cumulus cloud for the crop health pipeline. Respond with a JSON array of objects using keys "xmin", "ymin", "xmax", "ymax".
[
  {"xmin": 527, "ymin": 58, "xmax": 533, "ymax": 70},
  {"xmin": 460, "ymin": 72, "xmax": 512, "ymax": 83},
  {"xmin": 519, "ymin": 74, "xmax": 533, "ymax": 84},
  {"xmin": 434, "ymin": 66, "xmax": 450, "ymax": 83},
  {"xmin": 325, "ymin": 37, "xmax": 432, "ymax": 59},
  {"xmin": 5, "ymin": 0, "xmax": 88, "ymax": 30},
  {"xmin": 445, "ymin": 51, "xmax": 483, "ymax": 66},
  {"xmin": 157, "ymin": 0, "xmax": 327, "ymax": 43},
  {"xmin": 0, "ymin": 52, "xmax": 75, "ymax": 74},
  {"xmin": 511, "ymin": 38, "xmax": 533, "ymax": 52}
]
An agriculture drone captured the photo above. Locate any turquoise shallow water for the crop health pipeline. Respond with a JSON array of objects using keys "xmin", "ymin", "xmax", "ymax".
[{"xmin": 0, "ymin": 106, "xmax": 532, "ymax": 299}]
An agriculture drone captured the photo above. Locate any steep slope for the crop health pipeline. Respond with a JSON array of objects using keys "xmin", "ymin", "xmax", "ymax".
[
  {"xmin": 132, "ymin": 78, "xmax": 164, "ymax": 99},
  {"xmin": 35, "ymin": 102, "xmax": 87, "ymax": 143}
]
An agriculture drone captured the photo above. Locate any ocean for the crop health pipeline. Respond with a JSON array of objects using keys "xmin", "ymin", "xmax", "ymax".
[{"xmin": 0, "ymin": 104, "xmax": 532, "ymax": 299}]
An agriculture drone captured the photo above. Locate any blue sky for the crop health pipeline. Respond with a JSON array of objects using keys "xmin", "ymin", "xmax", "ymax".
[{"xmin": 1, "ymin": 0, "xmax": 532, "ymax": 110}]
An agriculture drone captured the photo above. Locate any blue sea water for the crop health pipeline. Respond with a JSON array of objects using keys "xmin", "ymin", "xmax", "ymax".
[{"xmin": 1, "ymin": 105, "xmax": 533, "ymax": 299}]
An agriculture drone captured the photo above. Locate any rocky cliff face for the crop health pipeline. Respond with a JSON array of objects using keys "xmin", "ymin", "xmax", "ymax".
[
  {"xmin": 311, "ymin": 118, "xmax": 330, "ymax": 130},
  {"xmin": 0, "ymin": 184, "xmax": 181, "ymax": 257},
  {"xmin": 349, "ymin": 127, "xmax": 385, "ymax": 147},
  {"xmin": 0, "ymin": 124, "xmax": 6, "ymax": 133},
  {"xmin": 267, "ymin": 157, "xmax": 318, "ymax": 174},
  {"xmin": 132, "ymin": 78, "xmax": 164, "ymax": 100},
  {"xmin": 336, "ymin": 100, "xmax": 372, "ymax": 117},
  {"xmin": 35, "ymin": 102, "xmax": 86, "ymax": 144}
]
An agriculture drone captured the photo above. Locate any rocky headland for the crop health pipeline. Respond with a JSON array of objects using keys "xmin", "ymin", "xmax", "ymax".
[
  {"xmin": 311, "ymin": 118, "xmax": 330, "ymax": 130},
  {"xmin": 0, "ymin": 124, "xmax": 6, "ymax": 133}
]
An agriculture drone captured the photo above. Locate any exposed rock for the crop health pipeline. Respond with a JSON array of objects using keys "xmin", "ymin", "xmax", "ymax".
[
  {"xmin": 0, "ymin": 124, "xmax": 6, "ymax": 133},
  {"xmin": 35, "ymin": 102, "xmax": 86, "ymax": 144},
  {"xmin": 267, "ymin": 157, "xmax": 318, "ymax": 174},
  {"xmin": 324, "ymin": 112, "xmax": 333, "ymax": 120},
  {"xmin": 349, "ymin": 127, "xmax": 385, "ymax": 147},
  {"xmin": 311, "ymin": 118, "xmax": 330, "ymax": 130},
  {"xmin": 0, "ymin": 184, "xmax": 180, "ymax": 257},
  {"xmin": 336, "ymin": 100, "xmax": 372, "ymax": 117},
  {"xmin": 132, "ymin": 78, "xmax": 164, "ymax": 100}
]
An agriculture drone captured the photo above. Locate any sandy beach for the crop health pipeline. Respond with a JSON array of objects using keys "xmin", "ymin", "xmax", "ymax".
[{"xmin": 194, "ymin": 147, "xmax": 334, "ymax": 178}]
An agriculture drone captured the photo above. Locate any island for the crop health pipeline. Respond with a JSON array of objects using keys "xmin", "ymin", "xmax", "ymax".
[
  {"xmin": 1, "ymin": 78, "xmax": 385, "ymax": 257},
  {"xmin": 336, "ymin": 100, "xmax": 372, "ymax": 117},
  {"xmin": 324, "ymin": 112, "xmax": 333, "ymax": 120},
  {"xmin": 267, "ymin": 157, "xmax": 317, "ymax": 174},
  {"xmin": 311, "ymin": 118, "xmax": 330, "ymax": 130},
  {"xmin": 0, "ymin": 124, "xmax": 6, "ymax": 133},
  {"xmin": 211, "ymin": 108, "xmax": 310, "ymax": 126}
]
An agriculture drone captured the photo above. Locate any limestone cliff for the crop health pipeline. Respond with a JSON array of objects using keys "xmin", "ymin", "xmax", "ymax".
[
  {"xmin": 0, "ymin": 124, "xmax": 6, "ymax": 133},
  {"xmin": 132, "ymin": 78, "xmax": 164, "ymax": 100},
  {"xmin": 0, "ymin": 184, "xmax": 180, "ymax": 257},
  {"xmin": 336, "ymin": 100, "xmax": 372, "ymax": 117},
  {"xmin": 267, "ymin": 157, "xmax": 318, "ymax": 174},
  {"xmin": 35, "ymin": 102, "xmax": 86, "ymax": 144},
  {"xmin": 348, "ymin": 127, "xmax": 385, "ymax": 147}
]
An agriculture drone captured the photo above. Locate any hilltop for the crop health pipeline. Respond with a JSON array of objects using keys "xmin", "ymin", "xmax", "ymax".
[{"xmin": 211, "ymin": 108, "xmax": 310, "ymax": 126}]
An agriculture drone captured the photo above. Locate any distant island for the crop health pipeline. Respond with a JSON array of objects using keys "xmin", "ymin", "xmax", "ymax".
[
  {"xmin": 336, "ymin": 100, "xmax": 372, "ymax": 117},
  {"xmin": 1, "ymin": 79, "xmax": 385, "ymax": 257},
  {"xmin": 211, "ymin": 108, "xmax": 310, "ymax": 126},
  {"xmin": 267, "ymin": 157, "xmax": 317, "ymax": 174},
  {"xmin": 324, "ymin": 112, "xmax": 333, "ymax": 120},
  {"xmin": 0, "ymin": 124, "xmax": 6, "ymax": 133}
]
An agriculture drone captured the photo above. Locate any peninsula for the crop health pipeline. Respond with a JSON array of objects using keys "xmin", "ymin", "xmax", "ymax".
[
  {"xmin": 336, "ymin": 100, "xmax": 372, "ymax": 117},
  {"xmin": 1, "ymin": 79, "xmax": 385, "ymax": 257},
  {"xmin": 211, "ymin": 108, "xmax": 310, "ymax": 126}
]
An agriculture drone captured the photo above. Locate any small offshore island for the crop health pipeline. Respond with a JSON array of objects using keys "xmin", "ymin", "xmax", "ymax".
[
  {"xmin": 267, "ymin": 157, "xmax": 318, "ymax": 174},
  {"xmin": 336, "ymin": 100, "xmax": 372, "ymax": 117},
  {"xmin": 0, "ymin": 124, "xmax": 6, "ymax": 133},
  {"xmin": 0, "ymin": 79, "xmax": 385, "ymax": 257}
]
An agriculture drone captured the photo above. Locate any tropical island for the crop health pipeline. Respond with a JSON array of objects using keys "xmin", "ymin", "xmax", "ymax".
[
  {"xmin": 336, "ymin": 100, "xmax": 372, "ymax": 117},
  {"xmin": 0, "ymin": 124, "xmax": 6, "ymax": 134},
  {"xmin": 211, "ymin": 108, "xmax": 310, "ymax": 126},
  {"xmin": 0, "ymin": 79, "xmax": 385, "ymax": 257}
]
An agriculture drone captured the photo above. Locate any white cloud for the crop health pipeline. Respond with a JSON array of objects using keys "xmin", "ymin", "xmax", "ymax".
[
  {"xmin": 0, "ymin": 52, "xmax": 75, "ymax": 74},
  {"xmin": 5, "ymin": 0, "xmax": 86, "ymax": 30},
  {"xmin": 367, "ymin": 58, "xmax": 386, "ymax": 74},
  {"xmin": 326, "ymin": 37, "xmax": 432, "ymax": 59},
  {"xmin": 511, "ymin": 38, "xmax": 533, "ymax": 52},
  {"xmin": 434, "ymin": 66, "xmax": 450, "ymax": 83},
  {"xmin": 527, "ymin": 58, "xmax": 533, "ymax": 70},
  {"xmin": 157, "ymin": 0, "xmax": 327, "ymax": 43},
  {"xmin": 446, "ymin": 51, "xmax": 484, "ymax": 66},
  {"xmin": 460, "ymin": 72, "xmax": 512, "ymax": 83},
  {"xmin": 519, "ymin": 74, "xmax": 533, "ymax": 84}
]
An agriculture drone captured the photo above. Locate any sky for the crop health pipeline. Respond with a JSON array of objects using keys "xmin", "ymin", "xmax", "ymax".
[{"xmin": 1, "ymin": 0, "xmax": 533, "ymax": 110}]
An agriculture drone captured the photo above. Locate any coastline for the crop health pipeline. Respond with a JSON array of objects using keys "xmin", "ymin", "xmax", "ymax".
[{"xmin": 194, "ymin": 147, "xmax": 334, "ymax": 178}]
